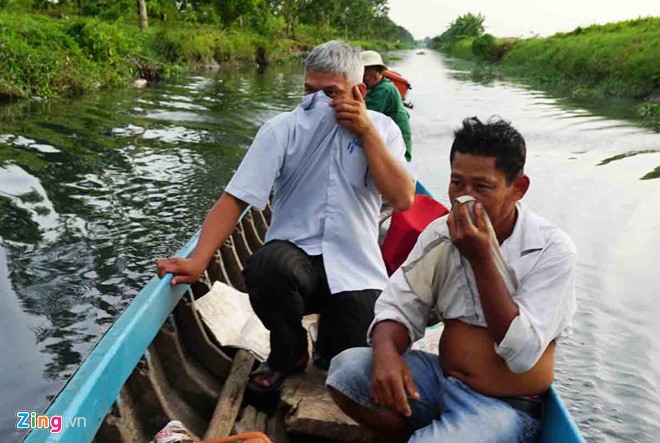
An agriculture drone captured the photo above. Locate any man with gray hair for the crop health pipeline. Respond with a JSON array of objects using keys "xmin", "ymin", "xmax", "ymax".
[{"xmin": 157, "ymin": 40, "xmax": 414, "ymax": 393}]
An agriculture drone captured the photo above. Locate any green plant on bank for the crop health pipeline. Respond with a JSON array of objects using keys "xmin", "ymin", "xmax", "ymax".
[
  {"xmin": 429, "ymin": 15, "xmax": 660, "ymax": 130},
  {"xmin": 0, "ymin": 0, "xmax": 414, "ymax": 101},
  {"xmin": 641, "ymin": 166, "xmax": 660, "ymax": 180},
  {"xmin": 431, "ymin": 13, "xmax": 484, "ymax": 46}
]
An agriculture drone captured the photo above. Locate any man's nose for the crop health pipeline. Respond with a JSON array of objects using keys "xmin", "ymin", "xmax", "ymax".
[{"xmin": 457, "ymin": 187, "xmax": 475, "ymax": 197}]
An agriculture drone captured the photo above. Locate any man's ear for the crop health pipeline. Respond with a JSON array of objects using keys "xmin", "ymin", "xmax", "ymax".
[
  {"xmin": 512, "ymin": 174, "xmax": 530, "ymax": 201},
  {"xmin": 357, "ymin": 83, "xmax": 367, "ymax": 98}
]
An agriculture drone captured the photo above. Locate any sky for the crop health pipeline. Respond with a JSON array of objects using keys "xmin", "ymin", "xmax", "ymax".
[{"xmin": 388, "ymin": 0, "xmax": 660, "ymax": 39}]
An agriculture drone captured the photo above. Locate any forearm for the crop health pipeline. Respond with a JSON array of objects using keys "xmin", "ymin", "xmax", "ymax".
[
  {"xmin": 471, "ymin": 254, "xmax": 519, "ymax": 343},
  {"xmin": 360, "ymin": 129, "xmax": 414, "ymax": 211},
  {"xmin": 372, "ymin": 320, "xmax": 411, "ymax": 356},
  {"xmin": 189, "ymin": 192, "xmax": 248, "ymax": 265}
]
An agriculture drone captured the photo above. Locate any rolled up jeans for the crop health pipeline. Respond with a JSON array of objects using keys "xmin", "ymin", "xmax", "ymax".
[{"xmin": 326, "ymin": 348, "xmax": 541, "ymax": 442}]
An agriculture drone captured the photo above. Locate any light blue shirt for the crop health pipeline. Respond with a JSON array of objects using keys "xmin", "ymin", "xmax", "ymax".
[{"xmin": 225, "ymin": 91, "xmax": 409, "ymax": 293}]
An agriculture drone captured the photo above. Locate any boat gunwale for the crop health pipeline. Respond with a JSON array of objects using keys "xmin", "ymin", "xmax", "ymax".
[{"xmin": 23, "ymin": 206, "xmax": 253, "ymax": 443}]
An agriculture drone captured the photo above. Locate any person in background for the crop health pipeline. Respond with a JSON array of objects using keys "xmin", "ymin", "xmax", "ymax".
[
  {"xmin": 362, "ymin": 50, "xmax": 413, "ymax": 161},
  {"xmin": 157, "ymin": 41, "xmax": 414, "ymax": 393},
  {"xmin": 327, "ymin": 117, "xmax": 578, "ymax": 442}
]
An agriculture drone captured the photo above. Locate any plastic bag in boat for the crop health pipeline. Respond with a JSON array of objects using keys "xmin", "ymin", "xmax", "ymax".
[{"xmin": 150, "ymin": 420, "xmax": 198, "ymax": 443}]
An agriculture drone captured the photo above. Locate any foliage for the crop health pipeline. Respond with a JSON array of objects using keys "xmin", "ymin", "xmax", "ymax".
[
  {"xmin": 641, "ymin": 166, "xmax": 660, "ymax": 180},
  {"xmin": 0, "ymin": 1, "xmax": 415, "ymax": 101},
  {"xmin": 295, "ymin": 0, "xmax": 413, "ymax": 42},
  {"xmin": 0, "ymin": 12, "xmax": 123, "ymax": 99},
  {"xmin": 471, "ymin": 33, "xmax": 496, "ymax": 60},
  {"xmin": 429, "ymin": 14, "xmax": 660, "ymax": 130},
  {"xmin": 638, "ymin": 103, "xmax": 660, "ymax": 131},
  {"xmin": 502, "ymin": 17, "xmax": 660, "ymax": 99},
  {"xmin": 433, "ymin": 13, "xmax": 485, "ymax": 45}
]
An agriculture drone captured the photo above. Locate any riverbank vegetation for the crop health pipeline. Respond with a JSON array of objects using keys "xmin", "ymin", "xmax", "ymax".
[
  {"xmin": 0, "ymin": 0, "xmax": 414, "ymax": 101},
  {"xmin": 430, "ymin": 14, "xmax": 659, "ymax": 130}
]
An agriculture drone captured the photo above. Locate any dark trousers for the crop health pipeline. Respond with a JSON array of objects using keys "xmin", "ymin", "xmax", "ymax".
[{"xmin": 244, "ymin": 240, "xmax": 380, "ymax": 372}]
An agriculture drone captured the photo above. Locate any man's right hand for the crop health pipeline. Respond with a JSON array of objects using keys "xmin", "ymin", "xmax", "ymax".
[
  {"xmin": 156, "ymin": 256, "xmax": 206, "ymax": 286},
  {"xmin": 371, "ymin": 345, "xmax": 420, "ymax": 417}
]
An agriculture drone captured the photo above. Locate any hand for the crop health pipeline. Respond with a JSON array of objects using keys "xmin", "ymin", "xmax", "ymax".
[
  {"xmin": 371, "ymin": 346, "xmax": 420, "ymax": 417},
  {"xmin": 330, "ymin": 85, "xmax": 375, "ymax": 137},
  {"xmin": 156, "ymin": 256, "xmax": 206, "ymax": 286},
  {"xmin": 447, "ymin": 201, "xmax": 492, "ymax": 265}
]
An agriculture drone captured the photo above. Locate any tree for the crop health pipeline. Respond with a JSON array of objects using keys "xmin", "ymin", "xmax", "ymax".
[
  {"xmin": 137, "ymin": 0, "xmax": 148, "ymax": 30},
  {"xmin": 436, "ymin": 12, "xmax": 485, "ymax": 43},
  {"xmin": 282, "ymin": 0, "xmax": 296, "ymax": 35},
  {"xmin": 264, "ymin": 0, "xmax": 297, "ymax": 36},
  {"xmin": 213, "ymin": 0, "xmax": 262, "ymax": 26}
]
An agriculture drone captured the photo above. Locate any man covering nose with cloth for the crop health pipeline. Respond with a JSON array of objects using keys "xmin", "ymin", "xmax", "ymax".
[{"xmin": 157, "ymin": 40, "xmax": 414, "ymax": 393}]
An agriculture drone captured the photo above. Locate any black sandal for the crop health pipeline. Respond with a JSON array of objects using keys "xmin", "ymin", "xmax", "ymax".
[{"xmin": 246, "ymin": 355, "xmax": 308, "ymax": 394}]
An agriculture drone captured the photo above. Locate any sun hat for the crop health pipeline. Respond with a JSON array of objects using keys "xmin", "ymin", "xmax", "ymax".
[{"xmin": 361, "ymin": 50, "xmax": 388, "ymax": 69}]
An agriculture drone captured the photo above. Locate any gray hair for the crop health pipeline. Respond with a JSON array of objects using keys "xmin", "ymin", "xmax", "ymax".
[{"xmin": 305, "ymin": 40, "xmax": 363, "ymax": 85}]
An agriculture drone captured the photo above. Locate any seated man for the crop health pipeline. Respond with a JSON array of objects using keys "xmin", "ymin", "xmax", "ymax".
[
  {"xmin": 156, "ymin": 41, "xmax": 414, "ymax": 392},
  {"xmin": 362, "ymin": 50, "xmax": 413, "ymax": 161},
  {"xmin": 327, "ymin": 117, "xmax": 577, "ymax": 442}
]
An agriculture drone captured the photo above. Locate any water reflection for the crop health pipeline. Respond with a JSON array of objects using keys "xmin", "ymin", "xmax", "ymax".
[
  {"xmin": 442, "ymin": 55, "xmax": 655, "ymax": 137},
  {"xmin": 0, "ymin": 63, "xmax": 304, "ymax": 438}
]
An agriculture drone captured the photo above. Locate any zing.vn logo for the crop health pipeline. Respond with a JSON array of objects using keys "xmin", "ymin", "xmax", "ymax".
[{"xmin": 16, "ymin": 411, "xmax": 87, "ymax": 434}]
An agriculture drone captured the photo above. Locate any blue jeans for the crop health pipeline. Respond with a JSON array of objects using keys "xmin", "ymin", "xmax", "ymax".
[{"xmin": 327, "ymin": 348, "xmax": 540, "ymax": 443}]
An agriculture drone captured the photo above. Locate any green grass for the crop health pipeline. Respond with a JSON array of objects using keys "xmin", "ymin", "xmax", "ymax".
[
  {"xmin": 433, "ymin": 17, "xmax": 659, "ymax": 130},
  {"xmin": 502, "ymin": 17, "xmax": 659, "ymax": 100},
  {"xmin": 597, "ymin": 149, "xmax": 660, "ymax": 165},
  {"xmin": 641, "ymin": 166, "xmax": 660, "ymax": 180},
  {"xmin": 0, "ymin": 11, "xmax": 413, "ymax": 101},
  {"xmin": 0, "ymin": 11, "xmax": 312, "ymax": 100}
]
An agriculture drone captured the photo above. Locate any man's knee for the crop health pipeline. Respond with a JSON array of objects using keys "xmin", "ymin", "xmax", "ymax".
[
  {"xmin": 244, "ymin": 240, "xmax": 316, "ymax": 292},
  {"xmin": 328, "ymin": 347, "xmax": 372, "ymax": 381},
  {"xmin": 328, "ymin": 383, "xmax": 411, "ymax": 443},
  {"xmin": 325, "ymin": 348, "xmax": 376, "ymax": 408}
]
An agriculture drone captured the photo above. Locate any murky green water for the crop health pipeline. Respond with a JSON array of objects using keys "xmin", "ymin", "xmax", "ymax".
[{"xmin": 1, "ymin": 52, "xmax": 659, "ymax": 442}]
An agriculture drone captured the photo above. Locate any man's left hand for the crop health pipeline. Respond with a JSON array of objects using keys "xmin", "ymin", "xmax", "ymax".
[
  {"xmin": 331, "ymin": 85, "xmax": 375, "ymax": 138},
  {"xmin": 447, "ymin": 201, "xmax": 492, "ymax": 265}
]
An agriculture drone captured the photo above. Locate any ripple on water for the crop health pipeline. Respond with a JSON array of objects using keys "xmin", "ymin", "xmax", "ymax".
[
  {"xmin": 2, "ymin": 55, "xmax": 660, "ymax": 440},
  {"xmin": 0, "ymin": 164, "xmax": 59, "ymax": 243},
  {"xmin": 141, "ymin": 126, "xmax": 209, "ymax": 144}
]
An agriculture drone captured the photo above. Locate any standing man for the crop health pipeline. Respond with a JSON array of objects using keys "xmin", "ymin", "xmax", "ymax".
[
  {"xmin": 362, "ymin": 50, "xmax": 413, "ymax": 161},
  {"xmin": 156, "ymin": 41, "xmax": 414, "ymax": 393},
  {"xmin": 327, "ymin": 117, "xmax": 577, "ymax": 442}
]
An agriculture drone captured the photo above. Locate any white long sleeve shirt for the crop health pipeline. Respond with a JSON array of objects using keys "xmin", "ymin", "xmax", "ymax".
[{"xmin": 369, "ymin": 202, "xmax": 578, "ymax": 373}]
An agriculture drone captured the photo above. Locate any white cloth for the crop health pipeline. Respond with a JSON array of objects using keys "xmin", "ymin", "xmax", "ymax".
[
  {"xmin": 194, "ymin": 281, "xmax": 270, "ymax": 361},
  {"xmin": 369, "ymin": 202, "xmax": 578, "ymax": 373},
  {"xmin": 225, "ymin": 91, "xmax": 409, "ymax": 294}
]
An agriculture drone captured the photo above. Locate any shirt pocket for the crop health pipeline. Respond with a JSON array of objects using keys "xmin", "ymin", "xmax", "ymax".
[
  {"xmin": 339, "ymin": 138, "xmax": 371, "ymax": 190},
  {"xmin": 508, "ymin": 250, "xmax": 543, "ymax": 293}
]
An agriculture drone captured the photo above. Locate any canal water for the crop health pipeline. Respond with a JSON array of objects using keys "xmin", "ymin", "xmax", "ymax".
[{"xmin": 1, "ymin": 51, "xmax": 659, "ymax": 441}]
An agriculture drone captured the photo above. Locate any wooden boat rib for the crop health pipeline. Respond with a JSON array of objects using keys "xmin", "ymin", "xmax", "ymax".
[{"xmin": 24, "ymin": 186, "xmax": 585, "ymax": 443}]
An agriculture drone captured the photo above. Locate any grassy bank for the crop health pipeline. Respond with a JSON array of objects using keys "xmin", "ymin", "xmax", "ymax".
[
  {"xmin": 433, "ymin": 17, "xmax": 660, "ymax": 130},
  {"xmin": 0, "ymin": 11, "xmax": 411, "ymax": 102}
]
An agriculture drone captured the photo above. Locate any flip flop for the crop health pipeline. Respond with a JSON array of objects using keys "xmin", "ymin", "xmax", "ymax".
[
  {"xmin": 246, "ymin": 364, "xmax": 288, "ymax": 394},
  {"xmin": 247, "ymin": 355, "xmax": 308, "ymax": 394}
]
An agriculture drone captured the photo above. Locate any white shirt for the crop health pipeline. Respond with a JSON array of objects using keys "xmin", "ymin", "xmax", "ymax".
[
  {"xmin": 369, "ymin": 202, "xmax": 578, "ymax": 373},
  {"xmin": 225, "ymin": 91, "xmax": 409, "ymax": 294}
]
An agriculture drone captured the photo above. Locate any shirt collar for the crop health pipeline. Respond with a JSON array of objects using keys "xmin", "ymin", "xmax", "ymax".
[
  {"xmin": 501, "ymin": 202, "xmax": 545, "ymax": 257},
  {"xmin": 301, "ymin": 90, "xmax": 332, "ymax": 110}
]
